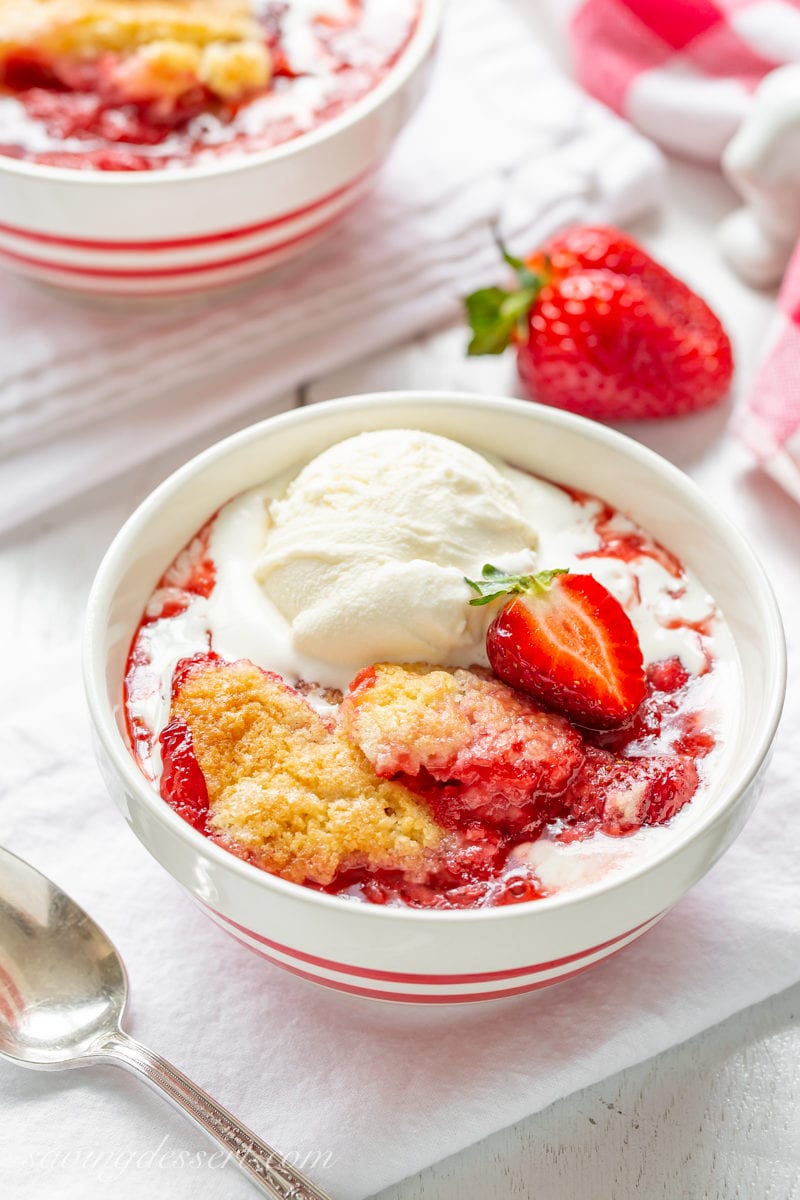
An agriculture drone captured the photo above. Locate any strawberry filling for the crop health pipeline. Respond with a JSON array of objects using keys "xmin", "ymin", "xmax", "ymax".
[
  {"xmin": 151, "ymin": 653, "xmax": 710, "ymax": 909},
  {"xmin": 339, "ymin": 663, "xmax": 704, "ymax": 852},
  {"xmin": 563, "ymin": 745, "xmax": 699, "ymax": 837},
  {"xmin": 158, "ymin": 716, "xmax": 209, "ymax": 833}
]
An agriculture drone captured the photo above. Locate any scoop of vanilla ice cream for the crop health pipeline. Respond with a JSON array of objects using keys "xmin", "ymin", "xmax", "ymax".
[{"xmin": 254, "ymin": 429, "xmax": 539, "ymax": 668}]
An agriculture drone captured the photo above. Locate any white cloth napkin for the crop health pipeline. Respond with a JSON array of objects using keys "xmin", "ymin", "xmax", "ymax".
[{"xmin": 0, "ymin": 0, "xmax": 662, "ymax": 535}]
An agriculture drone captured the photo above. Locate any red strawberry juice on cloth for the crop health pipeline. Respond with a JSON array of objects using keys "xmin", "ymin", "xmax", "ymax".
[{"xmin": 124, "ymin": 430, "xmax": 742, "ymax": 909}]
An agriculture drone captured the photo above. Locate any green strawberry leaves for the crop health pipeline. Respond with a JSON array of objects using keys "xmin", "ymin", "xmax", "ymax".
[
  {"xmin": 465, "ymin": 286, "xmax": 538, "ymax": 355},
  {"xmin": 499, "ymin": 244, "xmax": 543, "ymax": 290},
  {"xmin": 465, "ymin": 240, "xmax": 548, "ymax": 356},
  {"xmin": 465, "ymin": 564, "xmax": 568, "ymax": 606}
]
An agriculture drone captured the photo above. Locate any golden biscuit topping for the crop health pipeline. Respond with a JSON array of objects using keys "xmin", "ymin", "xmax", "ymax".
[{"xmin": 170, "ymin": 659, "xmax": 443, "ymax": 886}]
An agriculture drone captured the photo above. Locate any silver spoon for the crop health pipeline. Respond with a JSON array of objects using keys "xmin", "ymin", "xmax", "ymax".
[{"xmin": 0, "ymin": 845, "xmax": 335, "ymax": 1200}]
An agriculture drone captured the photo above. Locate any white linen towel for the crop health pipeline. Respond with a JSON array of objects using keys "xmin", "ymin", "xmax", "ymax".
[{"xmin": 0, "ymin": 0, "xmax": 662, "ymax": 534}]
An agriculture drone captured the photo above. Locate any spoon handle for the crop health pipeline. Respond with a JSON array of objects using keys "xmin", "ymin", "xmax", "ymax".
[{"xmin": 97, "ymin": 1029, "xmax": 334, "ymax": 1200}]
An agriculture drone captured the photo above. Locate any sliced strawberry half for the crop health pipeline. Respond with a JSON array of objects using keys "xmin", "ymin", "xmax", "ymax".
[{"xmin": 467, "ymin": 565, "xmax": 646, "ymax": 730}]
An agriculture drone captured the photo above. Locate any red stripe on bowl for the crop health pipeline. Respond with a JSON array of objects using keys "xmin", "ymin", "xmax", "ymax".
[
  {"xmin": 5, "ymin": 247, "xmax": 306, "ymax": 296},
  {"xmin": 0, "ymin": 172, "xmax": 368, "ymax": 252},
  {"xmin": 206, "ymin": 905, "xmax": 660, "ymax": 984},
  {"xmin": 225, "ymin": 931, "xmax": 611, "ymax": 1003},
  {"xmin": 0, "ymin": 204, "xmax": 350, "ymax": 280}
]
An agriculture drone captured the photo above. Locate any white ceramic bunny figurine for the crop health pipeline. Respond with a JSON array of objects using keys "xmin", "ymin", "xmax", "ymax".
[{"xmin": 719, "ymin": 63, "xmax": 800, "ymax": 288}]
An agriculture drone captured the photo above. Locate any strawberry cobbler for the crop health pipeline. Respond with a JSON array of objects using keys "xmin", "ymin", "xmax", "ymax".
[
  {"xmin": 0, "ymin": 0, "xmax": 420, "ymax": 169},
  {"xmin": 124, "ymin": 430, "xmax": 741, "ymax": 909}
]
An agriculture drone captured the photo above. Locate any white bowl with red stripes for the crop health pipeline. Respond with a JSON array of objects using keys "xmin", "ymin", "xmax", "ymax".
[
  {"xmin": 84, "ymin": 392, "xmax": 785, "ymax": 1005},
  {"xmin": 0, "ymin": 3, "xmax": 441, "ymax": 299}
]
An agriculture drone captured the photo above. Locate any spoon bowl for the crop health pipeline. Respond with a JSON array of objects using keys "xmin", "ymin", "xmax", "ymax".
[
  {"xmin": 0, "ymin": 847, "xmax": 127, "ymax": 1067},
  {"xmin": 0, "ymin": 846, "xmax": 333, "ymax": 1199}
]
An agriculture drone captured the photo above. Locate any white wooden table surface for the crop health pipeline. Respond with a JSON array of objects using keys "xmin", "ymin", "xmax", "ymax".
[{"xmin": 2, "ymin": 3, "xmax": 799, "ymax": 1195}]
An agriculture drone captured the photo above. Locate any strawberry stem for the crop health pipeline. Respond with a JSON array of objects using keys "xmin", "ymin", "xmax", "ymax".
[
  {"xmin": 497, "ymin": 238, "xmax": 544, "ymax": 291},
  {"xmin": 464, "ymin": 239, "xmax": 548, "ymax": 356},
  {"xmin": 465, "ymin": 564, "xmax": 568, "ymax": 606}
]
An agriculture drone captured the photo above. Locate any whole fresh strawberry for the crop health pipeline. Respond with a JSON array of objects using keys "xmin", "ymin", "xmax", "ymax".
[
  {"xmin": 465, "ymin": 225, "xmax": 733, "ymax": 420},
  {"xmin": 466, "ymin": 565, "xmax": 646, "ymax": 730}
]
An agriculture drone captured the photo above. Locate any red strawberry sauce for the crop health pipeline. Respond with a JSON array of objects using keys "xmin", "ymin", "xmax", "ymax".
[
  {"xmin": 125, "ymin": 483, "xmax": 722, "ymax": 910},
  {"xmin": 123, "ymin": 518, "xmax": 216, "ymax": 764}
]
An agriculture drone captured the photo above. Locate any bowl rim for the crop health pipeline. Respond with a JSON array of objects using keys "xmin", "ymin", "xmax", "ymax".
[
  {"xmin": 0, "ymin": 0, "xmax": 444, "ymax": 188},
  {"xmin": 83, "ymin": 390, "xmax": 787, "ymax": 925}
]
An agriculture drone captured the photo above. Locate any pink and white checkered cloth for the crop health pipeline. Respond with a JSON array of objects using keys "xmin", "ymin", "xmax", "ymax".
[{"xmin": 560, "ymin": 0, "xmax": 800, "ymax": 503}]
